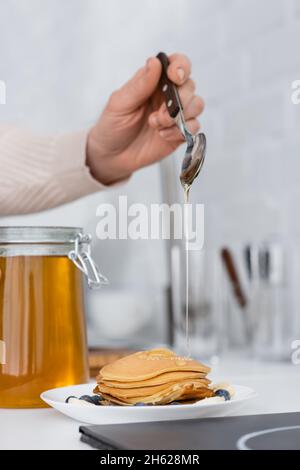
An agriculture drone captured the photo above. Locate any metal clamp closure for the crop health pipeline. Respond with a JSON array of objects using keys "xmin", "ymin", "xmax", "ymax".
[{"xmin": 68, "ymin": 233, "xmax": 108, "ymax": 289}]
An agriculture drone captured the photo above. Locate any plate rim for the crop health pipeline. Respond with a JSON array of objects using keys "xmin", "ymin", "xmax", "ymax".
[{"xmin": 41, "ymin": 382, "xmax": 258, "ymax": 411}]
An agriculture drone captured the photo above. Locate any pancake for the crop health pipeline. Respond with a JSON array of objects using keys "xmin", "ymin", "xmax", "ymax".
[
  {"xmin": 96, "ymin": 378, "xmax": 211, "ymax": 400},
  {"xmin": 99, "ymin": 348, "xmax": 210, "ymax": 382},
  {"xmin": 100, "ymin": 382, "xmax": 215, "ymax": 406},
  {"xmin": 94, "ymin": 348, "xmax": 213, "ymax": 406},
  {"xmin": 97, "ymin": 371, "xmax": 207, "ymax": 389}
]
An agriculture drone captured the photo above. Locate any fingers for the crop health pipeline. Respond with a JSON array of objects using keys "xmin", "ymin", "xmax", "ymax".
[
  {"xmin": 109, "ymin": 57, "xmax": 162, "ymax": 112},
  {"xmin": 158, "ymin": 119, "xmax": 201, "ymax": 141},
  {"xmin": 167, "ymin": 53, "xmax": 192, "ymax": 85},
  {"xmin": 154, "ymin": 79, "xmax": 196, "ymax": 126},
  {"xmin": 183, "ymin": 95, "xmax": 205, "ymax": 121},
  {"xmin": 113, "ymin": 53, "xmax": 191, "ymax": 112},
  {"xmin": 109, "ymin": 52, "xmax": 195, "ymax": 116},
  {"xmin": 108, "ymin": 53, "xmax": 193, "ymax": 113},
  {"xmin": 149, "ymin": 93, "xmax": 204, "ymax": 129}
]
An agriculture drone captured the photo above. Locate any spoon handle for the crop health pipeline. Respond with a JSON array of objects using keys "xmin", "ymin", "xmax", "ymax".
[{"xmin": 156, "ymin": 52, "xmax": 183, "ymax": 119}]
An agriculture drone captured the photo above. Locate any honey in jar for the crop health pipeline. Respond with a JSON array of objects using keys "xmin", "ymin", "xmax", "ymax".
[{"xmin": 0, "ymin": 227, "xmax": 106, "ymax": 408}]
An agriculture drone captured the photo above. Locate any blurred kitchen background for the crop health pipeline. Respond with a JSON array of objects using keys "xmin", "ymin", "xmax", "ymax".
[{"xmin": 0, "ymin": 0, "xmax": 300, "ymax": 358}]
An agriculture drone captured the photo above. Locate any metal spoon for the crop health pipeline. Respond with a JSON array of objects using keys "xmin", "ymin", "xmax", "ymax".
[{"xmin": 156, "ymin": 52, "xmax": 206, "ymax": 189}]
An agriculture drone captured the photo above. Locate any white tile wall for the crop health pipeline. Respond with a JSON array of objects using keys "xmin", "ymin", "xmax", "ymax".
[
  {"xmin": 223, "ymin": 0, "xmax": 284, "ymax": 47},
  {"xmin": 192, "ymin": 0, "xmax": 300, "ymax": 247},
  {"xmin": 0, "ymin": 0, "xmax": 300, "ymax": 342}
]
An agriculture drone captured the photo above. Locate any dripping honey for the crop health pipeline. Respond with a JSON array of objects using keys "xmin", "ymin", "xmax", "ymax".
[{"xmin": 183, "ymin": 184, "xmax": 191, "ymax": 357}]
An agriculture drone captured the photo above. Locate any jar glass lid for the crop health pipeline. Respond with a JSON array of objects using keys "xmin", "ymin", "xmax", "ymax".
[
  {"xmin": 0, "ymin": 226, "xmax": 83, "ymax": 244},
  {"xmin": 0, "ymin": 226, "xmax": 108, "ymax": 288}
]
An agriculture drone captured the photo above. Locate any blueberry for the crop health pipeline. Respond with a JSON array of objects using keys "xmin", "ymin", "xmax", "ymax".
[
  {"xmin": 65, "ymin": 395, "xmax": 77, "ymax": 403},
  {"xmin": 215, "ymin": 389, "xmax": 231, "ymax": 401},
  {"xmin": 94, "ymin": 395, "xmax": 104, "ymax": 405},
  {"xmin": 91, "ymin": 395, "xmax": 104, "ymax": 405},
  {"xmin": 79, "ymin": 394, "xmax": 103, "ymax": 405},
  {"xmin": 134, "ymin": 402, "xmax": 154, "ymax": 406},
  {"xmin": 170, "ymin": 402, "xmax": 181, "ymax": 405}
]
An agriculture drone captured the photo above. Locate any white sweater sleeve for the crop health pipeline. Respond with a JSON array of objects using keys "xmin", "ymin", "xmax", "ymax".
[{"xmin": 0, "ymin": 126, "xmax": 106, "ymax": 215}]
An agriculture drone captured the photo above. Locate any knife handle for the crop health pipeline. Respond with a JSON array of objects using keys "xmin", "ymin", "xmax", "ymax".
[
  {"xmin": 156, "ymin": 52, "xmax": 182, "ymax": 119},
  {"xmin": 221, "ymin": 248, "xmax": 247, "ymax": 309}
]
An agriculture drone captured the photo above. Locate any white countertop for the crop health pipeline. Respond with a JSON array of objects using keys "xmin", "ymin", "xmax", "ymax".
[{"xmin": 1, "ymin": 355, "xmax": 300, "ymax": 450}]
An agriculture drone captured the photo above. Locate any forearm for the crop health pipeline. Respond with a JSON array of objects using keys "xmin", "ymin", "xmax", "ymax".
[{"xmin": 0, "ymin": 126, "xmax": 105, "ymax": 215}]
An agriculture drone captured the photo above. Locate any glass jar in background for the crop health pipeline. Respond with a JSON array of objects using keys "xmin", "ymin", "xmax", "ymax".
[
  {"xmin": 0, "ymin": 227, "xmax": 107, "ymax": 408},
  {"xmin": 251, "ymin": 240, "xmax": 296, "ymax": 361},
  {"xmin": 220, "ymin": 239, "xmax": 298, "ymax": 361},
  {"xmin": 170, "ymin": 238, "xmax": 300, "ymax": 362},
  {"xmin": 170, "ymin": 245, "xmax": 223, "ymax": 360},
  {"xmin": 219, "ymin": 244, "xmax": 253, "ymax": 352}
]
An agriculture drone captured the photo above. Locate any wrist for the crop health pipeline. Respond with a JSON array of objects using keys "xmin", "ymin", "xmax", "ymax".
[{"xmin": 86, "ymin": 129, "xmax": 132, "ymax": 185}]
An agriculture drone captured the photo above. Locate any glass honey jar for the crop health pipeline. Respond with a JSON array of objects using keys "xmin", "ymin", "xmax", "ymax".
[{"xmin": 0, "ymin": 227, "xmax": 107, "ymax": 408}]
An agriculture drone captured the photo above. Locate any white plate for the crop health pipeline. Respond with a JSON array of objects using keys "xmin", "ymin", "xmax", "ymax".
[{"xmin": 41, "ymin": 383, "xmax": 257, "ymax": 425}]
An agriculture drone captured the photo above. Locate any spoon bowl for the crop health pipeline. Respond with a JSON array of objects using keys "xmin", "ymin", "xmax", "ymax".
[{"xmin": 180, "ymin": 132, "xmax": 206, "ymax": 188}]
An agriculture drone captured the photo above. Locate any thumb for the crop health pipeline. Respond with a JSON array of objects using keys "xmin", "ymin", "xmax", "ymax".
[{"xmin": 116, "ymin": 57, "xmax": 162, "ymax": 112}]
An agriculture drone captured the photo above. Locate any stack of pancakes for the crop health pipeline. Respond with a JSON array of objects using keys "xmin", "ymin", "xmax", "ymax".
[{"xmin": 94, "ymin": 348, "xmax": 214, "ymax": 406}]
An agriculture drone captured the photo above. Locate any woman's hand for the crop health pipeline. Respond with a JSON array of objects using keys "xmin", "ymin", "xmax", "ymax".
[{"xmin": 86, "ymin": 53, "xmax": 204, "ymax": 185}]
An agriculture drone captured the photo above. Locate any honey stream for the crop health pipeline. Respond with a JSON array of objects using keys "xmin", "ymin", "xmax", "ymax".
[{"xmin": 183, "ymin": 184, "xmax": 191, "ymax": 357}]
